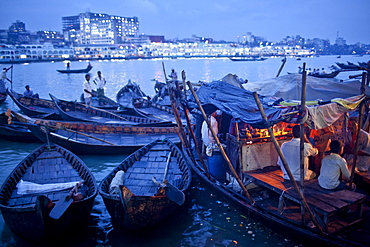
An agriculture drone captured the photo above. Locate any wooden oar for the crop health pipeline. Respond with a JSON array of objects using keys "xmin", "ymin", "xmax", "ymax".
[
  {"xmin": 49, "ymin": 181, "xmax": 83, "ymax": 219},
  {"xmin": 152, "ymin": 151, "xmax": 185, "ymax": 205}
]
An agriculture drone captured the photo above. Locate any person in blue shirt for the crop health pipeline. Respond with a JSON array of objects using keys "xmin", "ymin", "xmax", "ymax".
[{"xmin": 23, "ymin": 85, "xmax": 39, "ymax": 98}]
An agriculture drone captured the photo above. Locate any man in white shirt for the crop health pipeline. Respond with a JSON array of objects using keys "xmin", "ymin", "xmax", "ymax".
[
  {"xmin": 93, "ymin": 71, "xmax": 106, "ymax": 105},
  {"xmin": 169, "ymin": 69, "xmax": 178, "ymax": 81},
  {"xmin": 83, "ymin": 74, "xmax": 93, "ymax": 106},
  {"xmin": 278, "ymin": 125, "xmax": 318, "ymax": 181},
  {"xmin": 201, "ymin": 110, "xmax": 221, "ymax": 148},
  {"xmin": 0, "ymin": 66, "xmax": 12, "ymax": 94},
  {"xmin": 318, "ymin": 140, "xmax": 353, "ymax": 190}
]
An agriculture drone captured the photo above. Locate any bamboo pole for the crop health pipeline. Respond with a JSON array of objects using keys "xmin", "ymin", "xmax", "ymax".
[
  {"xmin": 276, "ymin": 57, "xmax": 287, "ymax": 77},
  {"xmin": 187, "ymin": 81, "xmax": 255, "ymax": 204},
  {"xmin": 161, "ymin": 62, "xmax": 190, "ymax": 150},
  {"xmin": 180, "ymin": 73, "xmax": 209, "ymax": 176},
  {"xmin": 299, "ymin": 63, "xmax": 307, "ymax": 226},
  {"xmin": 300, "ymin": 63, "xmax": 307, "ymax": 190},
  {"xmin": 10, "ymin": 64, "xmax": 13, "ymax": 90},
  {"xmin": 349, "ymin": 72, "xmax": 367, "ymax": 187},
  {"xmin": 253, "ymin": 92, "xmax": 324, "ymax": 234}
]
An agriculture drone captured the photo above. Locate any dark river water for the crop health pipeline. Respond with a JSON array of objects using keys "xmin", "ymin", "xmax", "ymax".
[{"xmin": 0, "ymin": 55, "xmax": 368, "ymax": 246}]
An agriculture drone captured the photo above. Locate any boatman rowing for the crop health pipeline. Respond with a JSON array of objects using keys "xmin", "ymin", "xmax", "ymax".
[{"xmin": 0, "ymin": 66, "xmax": 12, "ymax": 95}]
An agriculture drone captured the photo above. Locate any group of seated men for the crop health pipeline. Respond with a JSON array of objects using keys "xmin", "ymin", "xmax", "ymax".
[{"xmin": 278, "ymin": 125, "xmax": 356, "ymax": 191}]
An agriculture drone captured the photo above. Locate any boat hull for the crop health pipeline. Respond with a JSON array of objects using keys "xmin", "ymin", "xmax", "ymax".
[
  {"xmin": 0, "ymin": 144, "xmax": 98, "ymax": 242},
  {"xmin": 99, "ymin": 139, "xmax": 191, "ymax": 229},
  {"xmin": 56, "ymin": 66, "xmax": 92, "ymax": 74}
]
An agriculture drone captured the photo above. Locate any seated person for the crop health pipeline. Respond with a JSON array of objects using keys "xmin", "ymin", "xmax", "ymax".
[
  {"xmin": 278, "ymin": 125, "xmax": 318, "ymax": 181},
  {"xmin": 318, "ymin": 140, "xmax": 354, "ymax": 190},
  {"xmin": 23, "ymin": 85, "xmax": 39, "ymax": 98}
]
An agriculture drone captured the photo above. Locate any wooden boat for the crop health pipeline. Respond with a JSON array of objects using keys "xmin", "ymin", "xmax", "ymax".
[
  {"xmin": 11, "ymin": 111, "xmax": 180, "ymax": 155},
  {"xmin": 287, "ymin": 70, "xmax": 341, "ymax": 78},
  {"xmin": 0, "ymin": 143, "xmax": 98, "ymax": 241},
  {"xmin": 27, "ymin": 122, "xmax": 180, "ymax": 155},
  {"xmin": 309, "ymin": 70, "xmax": 341, "ymax": 78},
  {"xmin": 79, "ymin": 90, "xmax": 122, "ymax": 111},
  {"xmin": 133, "ymin": 99, "xmax": 185, "ymax": 124},
  {"xmin": 183, "ymin": 141, "xmax": 370, "ymax": 246},
  {"xmin": 229, "ymin": 56, "xmax": 267, "ymax": 62},
  {"xmin": 56, "ymin": 64, "xmax": 92, "ymax": 74},
  {"xmin": 8, "ymin": 89, "xmax": 121, "ymax": 119},
  {"xmin": 0, "ymin": 111, "xmax": 40, "ymax": 143},
  {"xmin": 50, "ymin": 94, "xmax": 169, "ymax": 126},
  {"xmin": 99, "ymin": 139, "xmax": 191, "ymax": 229},
  {"xmin": 116, "ymin": 80, "xmax": 147, "ymax": 108},
  {"xmin": 7, "ymin": 89, "xmax": 61, "ymax": 119},
  {"xmin": 177, "ymin": 80, "xmax": 370, "ymax": 246},
  {"xmin": 335, "ymin": 62, "xmax": 359, "ymax": 70}
]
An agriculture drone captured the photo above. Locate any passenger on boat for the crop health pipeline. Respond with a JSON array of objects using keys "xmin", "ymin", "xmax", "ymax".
[
  {"xmin": 318, "ymin": 140, "xmax": 354, "ymax": 190},
  {"xmin": 298, "ymin": 66, "xmax": 303, "ymax": 73},
  {"xmin": 201, "ymin": 110, "xmax": 226, "ymax": 183},
  {"xmin": 0, "ymin": 66, "xmax": 12, "ymax": 94},
  {"xmin": 23, "ymin": 85, "xmax": 39, "ymax": 98},
  {"xmin": 83, "ymin": 74, "xmax": 93, "ymax": 106},
  {"xmin": 320, "ymin": 68, "xmax": 327, "ymax": 75},
  {"xmin": 66, "ymin": 62, "xmax": 70, "ymax": 70},
  {"xmin": 343, "ymin": 121, "xmax": 370, "ymax": 172},
  {"xmin": 278, "ymin": 125, "xmax": 318, "ymax": 181},
  {"xmin": 93, "ymin": 71, "xmax": 106, "ymax": 105},
  {"xmin": 201, "ymin": 110, "xmax": 222, "ymax": 145},
  {"xmin": 169, "ymin": 69, "xmax": 178, "ymax": 81}
]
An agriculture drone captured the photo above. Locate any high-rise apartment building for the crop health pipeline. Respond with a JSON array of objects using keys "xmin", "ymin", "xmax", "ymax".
[{"xmin": 62, "ymin": 12, "xmax": 139, "ymax": 45}]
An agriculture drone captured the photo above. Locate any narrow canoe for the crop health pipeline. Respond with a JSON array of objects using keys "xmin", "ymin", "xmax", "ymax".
[
  {"xmin": 0, "ymin": 143, "xmax": 98, "ymax": 242},
  {"xmin": 99, "ymin": 139, "xmax": 191, "ymax": 229},
  {"xmin": 56, "ymin": 65, "xmax": 92, "ymax": 74},
  {"xmin": 50, "ymin": 94, "xmax": 167, "ymax": 126}
]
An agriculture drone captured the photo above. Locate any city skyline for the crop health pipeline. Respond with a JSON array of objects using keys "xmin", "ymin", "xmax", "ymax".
[{"xmin": 0, "ymin": 0, "xmax": 369, "ymax": 44}]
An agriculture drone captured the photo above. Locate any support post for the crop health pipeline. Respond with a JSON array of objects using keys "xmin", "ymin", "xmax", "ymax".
[
  {"xmin": 253, "ymin": 92, "xmax": 324, "ymax": 234},
  {"xmin": 187, "ymin": 81, "xmax": 255, "ymax": 204}
]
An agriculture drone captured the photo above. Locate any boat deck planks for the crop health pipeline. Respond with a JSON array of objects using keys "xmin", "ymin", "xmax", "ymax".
[
  {"xmin": 244, "ymin": 168, "xmax": 366, "ymax": 230},
  {"xmin": 7, "ymin": 150, "xmax": 81, "ymax": 208},
  {"xmin": 124, "ymin": 145, "xmax": 181, "ymax": 196}
]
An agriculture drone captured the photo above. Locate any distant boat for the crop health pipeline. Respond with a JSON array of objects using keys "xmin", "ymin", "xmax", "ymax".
[
  {"xmin": 337, "ymin": 55, "xmax": 341, "ymax": 58},
  {"xmin": 287, "ymin": 70, "xmax": 341, "ymax": 78},
  {"xmin": 229, "ymin": 56, "xmax": 267, "ymax": 62},
  {"xmin": 57, "ymin": 64, "xmax": 92, "ymax": 74}
]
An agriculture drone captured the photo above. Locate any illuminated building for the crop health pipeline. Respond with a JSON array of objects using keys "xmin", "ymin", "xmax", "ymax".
[{"xmin": 62, "ymin": 12, "xmax": 139, "ymax": 45}]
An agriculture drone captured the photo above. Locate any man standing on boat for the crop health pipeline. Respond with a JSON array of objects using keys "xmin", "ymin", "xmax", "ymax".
[
  {"xmin": 83, "ymin": 74, "xmax": 93, "ymax": 107},
  {"xmin": 93, "ymin": 71, "xmax": 106, "ymax": 105},
  {"xmin": 0, "ymin": 66, "xmax": 12, "ymax": 94},
  {"xmin": 169, "ymin": 69, "xmax": 178, "ymax": 81},
  {"xmin": 278, "ymin": 125, "xmax": 318, "ymax": 181}
]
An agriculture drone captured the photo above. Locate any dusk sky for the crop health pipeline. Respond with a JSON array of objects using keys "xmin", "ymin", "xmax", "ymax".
[{"xmin": 1, "ymin": 0, "xmax": 369, "ymax": 44}]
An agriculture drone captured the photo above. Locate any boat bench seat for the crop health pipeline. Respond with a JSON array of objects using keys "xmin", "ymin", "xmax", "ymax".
[{"xmin": 244, "ymin": 168, "xmax": 366, "ymax": 231}]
